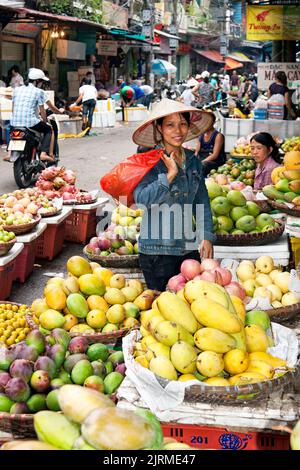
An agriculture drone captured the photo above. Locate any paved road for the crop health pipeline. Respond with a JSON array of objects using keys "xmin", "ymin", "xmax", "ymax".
[{"xmin": 0, "ymin": 123, "xmax": 139, "ymax": 306}]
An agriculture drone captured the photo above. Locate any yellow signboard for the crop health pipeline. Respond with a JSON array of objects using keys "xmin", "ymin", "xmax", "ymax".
[
  {"xmin": 247, "ymin": 5, "xmax": 283, "ymax": 40},
  {"xmin": 247, "ymin": 5, "xmax": 300, "ymax": 40}
]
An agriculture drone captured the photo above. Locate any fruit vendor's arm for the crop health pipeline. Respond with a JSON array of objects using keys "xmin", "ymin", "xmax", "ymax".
[
  {"xmin": 284, "ymin": 91, "xmax": 296, "ymax": 118},
  {"xmin": 202, "ymin": 133, "xmax": 224, "ymax": 162},
  {"xmin": 133, "ymin": 164, "xmax": 174, "ymax": 208},
  {"xmin": 192, "ymin": 84, "xmax": 199, "ymax": 98},
  {"xmin": 194, "ymin": 138, "xmax": 201, "ymax": 156},
  {"xmin": 193, "ymin": 164, "xmax": 215, "ymax": 243}
]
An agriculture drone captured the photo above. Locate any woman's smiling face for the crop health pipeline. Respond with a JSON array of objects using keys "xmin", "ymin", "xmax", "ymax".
[
  {"xmin": 250, "ymin": 139, "xmax": 272, "ymax": 164},
  {"xmin": 157, "ymin": 113, "xmax": 189, "ymax": 149}
]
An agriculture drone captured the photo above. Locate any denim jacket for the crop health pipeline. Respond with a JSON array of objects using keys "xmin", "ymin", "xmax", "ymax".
[{"xmin": 133, "ymin": 148, "xmax": 215, "ymax": 256}]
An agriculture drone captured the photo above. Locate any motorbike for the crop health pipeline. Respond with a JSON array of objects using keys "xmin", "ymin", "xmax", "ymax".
[{"xmin": 7, "ymin": 113, "xmax": 60, "ymax": 188}]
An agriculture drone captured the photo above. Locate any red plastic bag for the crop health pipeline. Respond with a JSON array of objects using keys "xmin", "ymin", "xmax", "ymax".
[{"xmin": 100, "ymin": 148, "xmax": 163, "ymax": 206}]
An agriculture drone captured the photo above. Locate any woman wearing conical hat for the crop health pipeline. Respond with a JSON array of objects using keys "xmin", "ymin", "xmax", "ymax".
[{"xmin": 132, "ymin": 98, "xmax": 216, "ymax": 291}]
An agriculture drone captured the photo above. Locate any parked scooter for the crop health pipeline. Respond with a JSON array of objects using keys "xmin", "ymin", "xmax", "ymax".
[{"xmin": 7, "ymin": 113, "xmax": 60, "ymax": 188}]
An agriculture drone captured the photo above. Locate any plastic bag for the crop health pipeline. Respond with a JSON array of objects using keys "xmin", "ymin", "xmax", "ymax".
[{"xmin": 100, "ymin": 148, "xmax": 163, "ymax": 206}]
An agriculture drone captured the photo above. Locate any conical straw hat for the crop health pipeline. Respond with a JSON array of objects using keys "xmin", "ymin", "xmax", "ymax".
[{"xmin": 132, "ymin": 98, "xmax": 214, "ymax": 147}]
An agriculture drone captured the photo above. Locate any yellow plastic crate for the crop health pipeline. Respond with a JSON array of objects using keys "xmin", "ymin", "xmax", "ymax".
[{"xmin": 291, "ymin": 237, "xmax": 300, "ymax": 269}]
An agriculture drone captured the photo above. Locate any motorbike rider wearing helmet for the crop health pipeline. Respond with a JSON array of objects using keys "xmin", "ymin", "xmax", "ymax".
[{"xmin": 9, "ymin": 68, "xmax": 55, "ymax": 162}]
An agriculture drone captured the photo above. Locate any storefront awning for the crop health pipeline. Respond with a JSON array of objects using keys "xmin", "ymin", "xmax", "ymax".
[
  {"xmin": 0, "ymin": 5, "xmax": 108, "ymax": 33},
  {"xmin": 225, "ymin": 57, "xmax": 243, "ymax": 70},
  {"xmin": 227, "ymin": 51, "xmax": 253, "ymax": 63},
  {"xmin": 108, "ymin": 28, "xmax": 149, "ymax": 43},
  {"xmin": 154, "ymin": 29, "xmax": 180, "ymax": 40},
  {"xmin": 193, "ymin": 49, "xmax": 224, "ymax": 63}
]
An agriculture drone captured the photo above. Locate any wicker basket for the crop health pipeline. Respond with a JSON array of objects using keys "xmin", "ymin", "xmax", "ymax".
[
  {"xmin": 83, "ymin": 247, "xmax": 140, "ymax": 268},
  {"xmin": 264, "ymin": 302, "xmax": 300, "ymax": 323},
  {"xmin": 38, "ymin": 207, "xmax": 62, "ymax": 218},
  {"xmin": 0, "ymin": 238, "xmax": 16, "ymax": 256},
  {"xmin": 0, "ymin": 412, "xmax": 35, "ymax": 439},
  {"xmin": 26, "ymin": 312, "xmax": 136, "ymax": 344},
  {"xmin": 267, "ymin": 200, "xmax": 300, "ymax": 218},
  {"xmin": 215, "ymin": 221, "xmax": 284, "ymax": 246},
  {"xmin": 2, "ymin": 215, "xmax": 41, "ymax": 235}
]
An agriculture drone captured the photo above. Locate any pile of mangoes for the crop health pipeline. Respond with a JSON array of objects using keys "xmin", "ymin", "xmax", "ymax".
[
  {"xmin": 30, "ymin": 256, "xmax": 155, "ymax": 334},
  {"xmin": 0, "ymin": 328, "xmax": 125, "ymax": 415},
  {"xmin": 1, "ymin": 385, "xmax": 191, "ymax": 450}
]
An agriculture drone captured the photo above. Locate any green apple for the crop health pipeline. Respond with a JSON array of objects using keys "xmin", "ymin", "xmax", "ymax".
[
  {"xmin": 246, "ymin": 201, "xmax": 260, "ymax": 218},
  {"xmin": 230, "ymin": 206, "xmax": 248, "ymax": 222},
  {"xmin": 235, "ymin": 215, "xmax": 256, "ymax": 233},
  {"xmin": 226, "ymin": 190, "xmax": 247, "ymax": 207},
  {"xmin": 211, "ymin": 196, "xmax": 231, "ymax": 215},
  {"xmin": 216, "ymin": 229, "xmax": 229, "ymax": 235},
  {"xmin": 256, "ymin": 213, "xmax": 275, "ymax": 229},
  {"xmin": 217, "ymin": 216, "xmax": 233, "ymax": 232},
  {"xmin": 245, "ymin": 310, "xmax": 271, "ymax": 331},
  {"xmin": 231, "ymin": 229, "xmax": 245, "ymax": 235}
]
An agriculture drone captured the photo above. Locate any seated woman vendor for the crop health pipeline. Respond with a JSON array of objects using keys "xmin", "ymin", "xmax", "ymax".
[
  {"xmin": 250, "ymin": 132, "xmax": 281, "ymax": 190},
  {"xmin": 194, "ymin": 113, "xmax": 226, "ymax": 176}
]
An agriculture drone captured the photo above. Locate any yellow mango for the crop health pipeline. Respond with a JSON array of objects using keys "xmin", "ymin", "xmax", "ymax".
[
  {"xmin": 194, "ymin": 327, "xmax": 236, "ymax": 354},
  {"xmin": 170, "ymin": 341, "xmax": 197, "ymax": 374},
  {"xmin": 196, "ymin": 351, "xmax": 224, "ymax": 377},
  {"xmin": 248, "ymin": 352, "xmax": 287, "ymax": 369},
  {"xmin": 178, "ymin": 374, "xmax": 198, "ymax": 382},
  {"xmin": 149, "ymin": 356, "xmax": 177, "ymax": 381},
  {"xmin": 204, "ymin": 377, "xmax": 230, "ymax": 386},
  {"xmin": 135, "ymin": 356, "xmax": 149, "ymax": 369},
  {"xmin": 191, "ymin": 298, "xmax": 241, "ymax": 334},
  {"xmin": 157, "ymin": 292, "xmax": 198, "ymax": 334},
  {"xmin": 134, "ymin": 291, "xmax": 155, "ymax": 311},
  {"xmin": 247, "ymin": 359, "xmax": 274, "ymax": 379},
  {"xmin": 147, "ymin": 342, "xmax": 170, "ymax": 359},
  {"xmin": 228, "ymin": 372, "xmax": 267, "ymax": 386},
  {"xmin": 223, "ymin": 349, "xmax": 249, "ymax": 375},
  {"xmin": 140, "ymin": 325, "xmax": 150, "ymax": 337},
  {"xmin": 45, "ymin": 286, "xmax": 67, "ymax": 311},
  {"xmin": 176, "ymin": 288, "xmax": 189, "ymax": 304},
  {"xmin": 148, "ymin": 315, "xmax": 165, "ymax": 334},
  {"xmin": 141, "ymin": 335, "xmax": 158, "ymax": 349},
  {"xmin": 153, "ymin": 321, "xmax": 194, "ymax": 347},
  {"xmin": 244, "ymin": 324, "xmax": 269, "ymax": 353},
  {"xmin": 184, "ymin": 280, "xmax": 229, "ymax": 308},
  {"xmin": 230, "ymin": 295, "xmax": 246, "ymax": 324},
  {"xmin": 140, "ymin": 309, "xmax": 157, "ymax": 330}
]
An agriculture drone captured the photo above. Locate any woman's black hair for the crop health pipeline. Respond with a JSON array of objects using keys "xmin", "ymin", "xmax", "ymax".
[
  {"xmin": 275, "ymin": 71, "xmax": 287, "ymax": 87},
  {"xmin": 250, "ymin": 132, "xmax": 281, "ymax": 163},
  {"xmin": 81, "ymin": 77, "xmax": 92, "ymax": 86},
  {"xmin": 156, "ymin": 112, "xmax": 191, "ymax": 128}
]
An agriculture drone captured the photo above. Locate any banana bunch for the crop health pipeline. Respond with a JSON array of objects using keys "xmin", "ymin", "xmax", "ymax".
[{"xmin": 133, "ymin": 280, "xmax": 289, "ymax": 387}]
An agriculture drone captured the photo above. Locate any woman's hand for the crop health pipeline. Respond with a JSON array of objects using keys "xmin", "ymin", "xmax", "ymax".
[
  {"xmin": 161, "ymin": 152, "xmax": 178, "ymax": 183},
  {"xmin": 198, "ymin": 240, "xmax": 214, "ymax": 259}
]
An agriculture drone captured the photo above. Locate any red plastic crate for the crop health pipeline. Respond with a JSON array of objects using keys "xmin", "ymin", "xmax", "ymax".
[
  {"xmin": 161, "ymin": 423, "xmax": 290, "ymax": 451},
  {"xmin": 13, "ymin": 240, "xmax": 36, "ymax": 283},
  {"xmin": 64, "ymin": 209, "xmax": 97, "ymax": 244},
  {"xmin": 35, "ymin": 221, "xmax": 66, "ymax": 261},
  {"xmin": 0, "ymin": 259, "xmax": 17, "ymax": 300}
]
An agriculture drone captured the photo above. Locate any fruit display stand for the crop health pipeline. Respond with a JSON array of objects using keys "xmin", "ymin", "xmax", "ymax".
[
  {"xmin": 0, "ymin": 243, "xmax": 24, "ymax": 300},
  {"xmin": 35, "ymin": 206, "xmax": 72, "ymax": 261},
  {"xmin": 64, "ymin": 197, "xmax": 109, "ymax": 244},
  {"xmin": 13, "ymin": 222, "xmax": 47, "ymax": 283},
  {"xmin": 219, "ymin": 116, "xmax": 300, "ymax": 153},
  {"xmin": 214, "ymin": 232, "xmax": 290, "ymax": 267}
]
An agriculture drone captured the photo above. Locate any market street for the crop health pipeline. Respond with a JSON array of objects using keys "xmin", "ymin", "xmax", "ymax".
[{"xmin": 0, "ymin": 123, "xmax": 138, "ymax": 306}]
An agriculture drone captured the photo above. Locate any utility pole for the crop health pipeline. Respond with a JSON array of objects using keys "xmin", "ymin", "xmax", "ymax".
[
  {"xmin": 142, "ymin": 0, "xmax": 155, "ymax": 87},
  {"xmin": 169, "ymin": 0, "xmax": 178, "ymax": 84}
]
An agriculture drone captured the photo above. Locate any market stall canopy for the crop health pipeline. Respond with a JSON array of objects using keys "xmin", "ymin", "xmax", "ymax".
[
  {"xmin": 154, "ymin": 29, "xmax": 181, "ymax": 40},
  {"xmin": 193, "ymin": 49, "xmax": 225, "ymax": 63},
  {"xmin": 227, "ymin": 51, "xmax": 253, "ymax": 63},
  {"xmin": 224, "ymin": 57, "xmax": 243, "ymax": 70},
  {"xmin": 151, "ymin": 59, "xmax": 177, "ymax": 75}
]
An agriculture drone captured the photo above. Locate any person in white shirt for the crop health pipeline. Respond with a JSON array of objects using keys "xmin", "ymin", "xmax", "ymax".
[
  {"xmin": 73, "ymin": 78, "xmax": 98, "ymax": 134},
  {"xmin": 180, "ymin": 78, "xmax": 198, "ymax": 106},
  {"xmin": 9, "ymin": 65, "xmax": 24, "ymax": 88}
]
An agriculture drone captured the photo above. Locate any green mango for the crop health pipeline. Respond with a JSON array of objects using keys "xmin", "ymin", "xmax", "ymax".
[
  {"xmin": 103, "ymin": 372, "xmax": 124, "ymax": 394},
  {"xmin": 66, "ymin": 293, "xmax": 89, "ymax": 318},
  {"xmin": 71, "ymin": 360, "xmax": 93, "ymax": 385},
  {"xmin": 34, "ymin": 410, "xmax": 80, "ymax": 450},
  {"xmin": 27, "ymin": 394, "xmax": 47, "ymax": 413}
]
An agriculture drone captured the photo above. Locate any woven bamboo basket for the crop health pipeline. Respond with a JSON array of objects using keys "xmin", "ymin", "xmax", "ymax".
[
  {"xmin": 38, "ymin": 207, "xmax": 62, "ymax": 218},
  {"xmin": 83, "ymin": 246, "xmax": 140, "ymax": 268},
  {"xmin": 26, "ymin": 312, "xmax": 137, "ymax": 344},
  {"xmin": 268, "ymin": 200, "xmax": 300, "ymax": 218},
  {"xmin": 264, "ymin": 302, "xmax": 300, "ymax": 323},
  {"xmin": 0, "ymin": 238, "xmax": 16, "ymax": 256},
  {"xmin": 215, "ymin": 221, "xmax": 284, "ymax": 246},
  {"xmin": 2, "ymin": 215, "xmax": 41, "ymax": 235}
]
